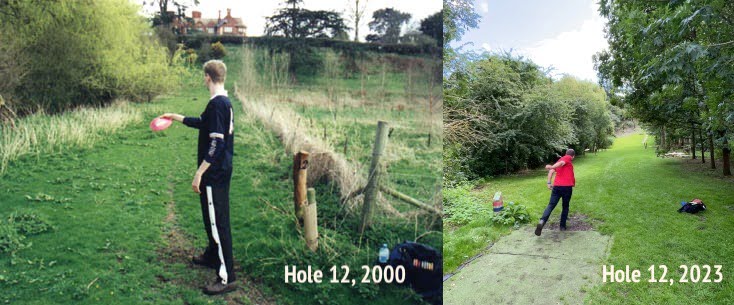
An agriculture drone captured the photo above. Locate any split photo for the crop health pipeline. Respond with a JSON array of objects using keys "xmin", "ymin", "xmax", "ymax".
[{"xmin": 0, "ymin": 0, "xmax": 442, "ymax": 304}]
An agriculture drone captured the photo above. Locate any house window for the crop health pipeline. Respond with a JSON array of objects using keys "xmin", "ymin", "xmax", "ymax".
[
  {"xmin": 207, "ymin": 28, "xmax": 214, "ymax": 34},
  {"xmin": 224, "ymin": 27, "xmax": 233, "ymax": 33}
]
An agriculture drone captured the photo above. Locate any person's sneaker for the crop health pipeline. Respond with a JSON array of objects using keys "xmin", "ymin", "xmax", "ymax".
[
  {"xmin": 192, "ymin": 253, "xmax": 218, "ymax": 269},
  {"xmin": 535, "ymin": 219, "xmax": 545, "ymax": 236},
  {"xmin": 203, "ymin": 279, "xmax": 238, "ymax": 295}
]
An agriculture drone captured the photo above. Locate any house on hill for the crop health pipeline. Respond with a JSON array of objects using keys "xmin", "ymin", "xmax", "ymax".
[{"xmin": 176, "ymin": 8, "xmax": 246, "ymax": 36}]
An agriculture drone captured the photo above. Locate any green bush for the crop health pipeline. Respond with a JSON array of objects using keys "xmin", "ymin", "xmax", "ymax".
[
  {"xmin": 210, "ymin": 41, "xmax": 227, "ymax": 59},
  {"xmin": 490, "ymin": 202, "xmax": 531, "ymax": 228},
  {"xmin": 1, "ymin": 0, "xmax": 179, "ymax": 113},
  {"xmin": 443, "ymin": 183, "xmax": 488, "ymax": 225}
]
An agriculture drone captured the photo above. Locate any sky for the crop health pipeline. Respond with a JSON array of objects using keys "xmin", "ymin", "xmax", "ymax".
[
  {"xmin": 136, "ymin": 0, "xmax": 442, "ymax": 42},
  {"xmin": 454, "ymin": 0, "xmax": 608, "ymax": 82}
]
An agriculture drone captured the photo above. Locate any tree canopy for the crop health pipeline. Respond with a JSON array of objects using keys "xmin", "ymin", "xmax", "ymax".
[
  {"xmin": 594, "ymin": 0, "xmax": 733, "ymax": 175},
  {"xmin": 366, "ymin": 8, "xmax": 411, "ymax": 43},
  {"xmin": 265, "ymin": 0, "xmax": 349, "ymax": 39}
]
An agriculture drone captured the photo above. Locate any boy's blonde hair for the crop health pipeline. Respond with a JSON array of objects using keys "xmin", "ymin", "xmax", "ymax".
[{"xmin": 203, "ymin": 60, "xmax": 227, "ymax": 84}]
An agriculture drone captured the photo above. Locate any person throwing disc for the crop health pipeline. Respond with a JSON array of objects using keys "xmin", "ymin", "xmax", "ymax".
[
  {"xmin": 535, "ymin": 149, "xmax": 575, "ymax": 236},
  {"xmin": 158, "ymin": 60, "xmax": 237, "ymax": 294}
]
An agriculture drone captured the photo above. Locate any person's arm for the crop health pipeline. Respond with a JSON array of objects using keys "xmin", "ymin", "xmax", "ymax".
[
  {"xmin": 191, "ymin": 101, "xmax": 228, "ymax": 193},
  {"xmin": 546, "ymin": 169, "xmax": 556, "ymax": 190},
  {"xmin": 544, "ymin": 160, "xmax": 566, "ymax": 170},
  {"xmin": 160, "ymin": 112, "xmax": 204, "ymax": 129}
]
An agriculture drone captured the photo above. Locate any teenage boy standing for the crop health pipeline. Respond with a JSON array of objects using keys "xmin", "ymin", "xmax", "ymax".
[{"xmin": 159, "ymin": 59, "xmax": 236, "ymax": 294}]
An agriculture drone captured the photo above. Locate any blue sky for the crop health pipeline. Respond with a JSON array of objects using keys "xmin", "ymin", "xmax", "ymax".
[{"xmin": 454, "ymin": 0, "xmax": 608, "ymax": 82}]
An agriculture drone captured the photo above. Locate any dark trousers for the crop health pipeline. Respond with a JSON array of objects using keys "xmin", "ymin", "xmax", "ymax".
[
  {"xmin": 541, "ymin": 186, "xmax": 573, "ymax": 227},
  {"xmin": 199, "ymin": 183, "xmax": 236, "ymax": 284}
]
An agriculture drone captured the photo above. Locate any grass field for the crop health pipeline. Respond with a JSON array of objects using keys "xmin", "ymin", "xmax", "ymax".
[
  {"xmin": 443, "ymin": 132, "xmax": 734, "ymax": 304},
  {"xmin": 0, "ymin": 46, "xmax": 440, "ymax": 304}
]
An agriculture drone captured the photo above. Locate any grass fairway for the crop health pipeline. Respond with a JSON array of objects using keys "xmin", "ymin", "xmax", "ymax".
[
  {"xmin": 444, "ymin": 132, "xmax": 734, "ymax": 304},
  {"xmin": 0, "ymin": 48, "xmax": 432, "ymax": 304}
]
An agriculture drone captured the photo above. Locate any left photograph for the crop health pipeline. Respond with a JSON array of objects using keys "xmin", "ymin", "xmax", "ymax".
[{"xmin": 0, "ymin": 0, "xmax": 443, "ymax": 304}]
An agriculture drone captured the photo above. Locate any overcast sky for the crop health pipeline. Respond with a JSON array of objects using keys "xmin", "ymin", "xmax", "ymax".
[
  {"xmin": 137, "ymin": 0, "xmax": 442, "ymax": 41},
  {"xmin": 454, "ymin": 0, "xmax": 608, "ymax": 82}
]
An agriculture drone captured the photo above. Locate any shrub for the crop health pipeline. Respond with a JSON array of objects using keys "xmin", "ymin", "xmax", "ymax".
[
  {"xmin": 490, "ymin": 202, "xmax": 531, "ymax": 228},
  {"xmin": 443, "ymin": 183, "xmax": 488, "ymax": 225},
  {"xmin": 210, "ymin": 41, "xmax": 227, "ymax": 59}
]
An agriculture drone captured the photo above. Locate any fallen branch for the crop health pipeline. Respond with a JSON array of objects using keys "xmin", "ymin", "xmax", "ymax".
[{"xmin": 379, "ymin": 185, "xmax": 442, "ymax": 216}]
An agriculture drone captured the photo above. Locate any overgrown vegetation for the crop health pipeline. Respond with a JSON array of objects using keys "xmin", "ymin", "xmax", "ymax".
[
  {"xmin": 444, "ymin": 53, "xmax": 615, "ymax": 183},
  {"xmin": 0, "ymin": 0, "xmax": 180, "ymax": 115}
]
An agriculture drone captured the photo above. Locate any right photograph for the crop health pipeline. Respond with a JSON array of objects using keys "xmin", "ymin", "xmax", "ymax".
[{"xmin": 443, "ymin": 0, "xmax": 734, "ymax": 304}]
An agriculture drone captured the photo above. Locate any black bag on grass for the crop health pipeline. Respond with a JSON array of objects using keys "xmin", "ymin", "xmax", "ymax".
[
  {"xmin": 385, "ymin": 241, "xmax": 442, "ymax": 299},
  {"xmin": 678, "ymin": 199, "xmax": 706, "ymax": 214}
]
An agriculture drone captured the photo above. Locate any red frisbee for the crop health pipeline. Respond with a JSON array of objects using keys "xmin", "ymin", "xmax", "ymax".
[{"xmin": 150, "ymin": 117, "xmax": 172, "ymax": 131}]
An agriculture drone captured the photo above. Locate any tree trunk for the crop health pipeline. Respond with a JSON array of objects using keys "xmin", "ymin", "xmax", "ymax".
[
  {"xmin": 708, "ymin": 130, "xmax": 716, "ymax": 169},
  {"xmin": 700, "ymin": 127, "xmax": 706, "ymax": 163},
  {"xmin": 720, "ymin": 131, "xmax": 731, "ymax": 176},
  {"xmin": 691, "ymin": 124, "xmax": 697, "ymax": 159}
]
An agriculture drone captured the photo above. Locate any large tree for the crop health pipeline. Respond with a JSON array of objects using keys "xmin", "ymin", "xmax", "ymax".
[
  {"xmin": 265, "ymin": 0, "xmax": 349, "ymax": 39},
  {"xmin": 366, "ymin": 8, "xmax": 411, "ymax": 43},
  {"xmin": 420, "ymin": 10, "xmax": 443, "ymax": 47},
  {"xmin": 346, "ymin": 0, "xmax": 368, "ymax": 42}
]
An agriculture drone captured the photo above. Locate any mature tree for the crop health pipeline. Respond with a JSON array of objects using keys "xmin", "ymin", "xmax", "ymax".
[
  {"xmin": 420, "ymin": 10, "xmax": 443, "ymax": 47},
  {"xmin": 366, "ymin": 8, "xmax": 411, "ymax": 43},
  {"xmin": 265, "ymin": 0, "xmax": 349, "ymax": 38},
  {"xmin": 595, "ymin": 0, "xmax": 733, "ymax": 175},
  {"xmin": 346, "ymin": 0, "xmax": 368, "ymax": 42},
  {"xmin": 142, "ymin": 0, "xmax": 198, "ymax": 26}
]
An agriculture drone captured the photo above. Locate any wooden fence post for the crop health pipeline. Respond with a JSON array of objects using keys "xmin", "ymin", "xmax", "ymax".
[
  {"xmin": 304, "ymin": 188, "xmax": 319, "ymax": 251},
  {"xmin": 293, "ymin": 151, "xmax": 309, "ymax": 226},
  {"xmin": 360, "ymin": 121, "xmax": 389, "ymax": 234}
]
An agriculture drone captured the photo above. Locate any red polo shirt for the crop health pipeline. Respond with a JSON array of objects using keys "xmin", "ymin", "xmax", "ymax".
[{"xmin": 553, "ymin": 155, "xmax": 575, "ymax": 187}]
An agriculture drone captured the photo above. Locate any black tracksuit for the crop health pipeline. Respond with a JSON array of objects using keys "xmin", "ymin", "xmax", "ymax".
[{"xmin": 183, "ymin": 94, "xmax": 235, "ymax": 285}]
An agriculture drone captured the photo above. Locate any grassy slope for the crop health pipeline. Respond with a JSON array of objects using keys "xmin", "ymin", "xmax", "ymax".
[
  {"xmin": 0, "ymin": 48, "xmax": 430, "ymax": 304},
  {"xmin": 445, "ymin": 132, "xmax": 734, "ymax": 304}
]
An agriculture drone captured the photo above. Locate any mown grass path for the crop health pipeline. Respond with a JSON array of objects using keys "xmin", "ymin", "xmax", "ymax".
[{"xmin": 445, "ymin": 132, "xmax": 734, "ymax": 304}]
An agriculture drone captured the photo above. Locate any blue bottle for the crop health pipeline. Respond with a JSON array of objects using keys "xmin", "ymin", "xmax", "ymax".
[{"xmin": 378, "ymin": 244, "xmax": 389, "ymax": 263}]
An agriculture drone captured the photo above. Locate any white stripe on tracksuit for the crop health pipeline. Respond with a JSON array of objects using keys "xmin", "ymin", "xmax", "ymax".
[{"xmin": 206, "ymin": 186, "xmax": 228, "ymax": 284}]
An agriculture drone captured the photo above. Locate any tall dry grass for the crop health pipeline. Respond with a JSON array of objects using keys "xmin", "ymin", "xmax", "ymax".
[{"xmin": 0, "ymin": 100, "xmax": 141, "ymax": 174}]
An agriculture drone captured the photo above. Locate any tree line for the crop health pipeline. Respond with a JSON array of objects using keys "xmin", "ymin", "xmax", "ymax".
[
  {"xmin": 594, "ymin": 0, "xmax": 733, "ymax": 176},
  {"xmin": 444, "ymin": 53, "xmax": 617, "ymax": 183}
]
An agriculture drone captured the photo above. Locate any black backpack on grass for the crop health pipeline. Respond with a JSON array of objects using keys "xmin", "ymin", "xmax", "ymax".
[
  {"xmin": 678, "ymin": 199, "xmax": 706, "ymax": 214},
  {"xmin": 385, "ymin": 241, "xmax": 442, "ymax": 302}
]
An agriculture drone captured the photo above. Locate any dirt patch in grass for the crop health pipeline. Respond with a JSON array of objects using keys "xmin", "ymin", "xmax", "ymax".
[
  {"xmin": 158, "ymin": 174, "xmax": 276, "ymax": 305},
  {"xmin": 544, "ymin": 213, "xmax": 595, "ymax": 231}
]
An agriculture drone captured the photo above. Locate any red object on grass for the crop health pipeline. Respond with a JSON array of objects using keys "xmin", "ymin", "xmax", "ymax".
[{"xmin": 150, "ymin": 117, "xmax": 172, "ymax": 131}]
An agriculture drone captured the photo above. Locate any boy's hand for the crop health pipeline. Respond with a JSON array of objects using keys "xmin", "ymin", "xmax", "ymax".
[
  {"xmin": 160, "ymin": 113, "xmax": 184, "ymax": 122},
  {"xmin": 545, "ymin": 164, "xmax": 552, "ymax": 170},
  {"xmin": 192, "ymin": 173, "xmax": 202, "ymax": 194},
  {"xmin": 547, "ymin": 183, "xmax": 553, "ymax": 190}
]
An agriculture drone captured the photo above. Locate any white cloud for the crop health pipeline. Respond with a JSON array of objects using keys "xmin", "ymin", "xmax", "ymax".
[
  {"xmin": 519, "ymin": 2, "xmax": 607, "ymax": 82},
  {"xmin": 480, "ymin": 1, "xmax": 489, "ymax": 13},
  {"xmin": 481, "ymin": 42, "xmax": 492, "ymax": 51}
]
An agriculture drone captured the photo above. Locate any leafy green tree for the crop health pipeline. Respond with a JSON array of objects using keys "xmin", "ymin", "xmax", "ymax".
[
  {"xmin": 366, "ymin": 8, "xmax": 411, "ymax": 43},
  {"xmin": 265, "ymin": 0, "xmax": 349, "ymax": 39},
  {"xmin": 595, "ymin": 0, "xmax": 733, "ymax": 175},
  {"xmin": 420, "ymin": 10, "xmax": 442, "ymax": 47},
  {"xmin": 0, "ymin": 0, "xmax": 179, "ymax": 113}
]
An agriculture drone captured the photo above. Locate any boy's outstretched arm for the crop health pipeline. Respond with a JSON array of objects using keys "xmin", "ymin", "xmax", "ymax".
[{"xmin": 160, "ymin": 113, "xmax": 203, "ymax": 129}]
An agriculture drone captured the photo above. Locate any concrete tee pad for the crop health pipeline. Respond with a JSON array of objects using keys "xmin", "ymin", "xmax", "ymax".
[{"xmin": 444, "ymin": 227, "xmax": 613, "ymax": 305}]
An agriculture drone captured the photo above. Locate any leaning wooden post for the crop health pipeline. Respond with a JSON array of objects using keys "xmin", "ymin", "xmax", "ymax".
[
  {"xmin": 360, "ymin": 121, "xmax": 389, "ymax": 234},
  {"xmin": 293, "ymin": 151, "xmax": 310, "ymax": 226},
  {"xmin": 304, "ymin": 188, "xmax": 319, "ymax": 251}
]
